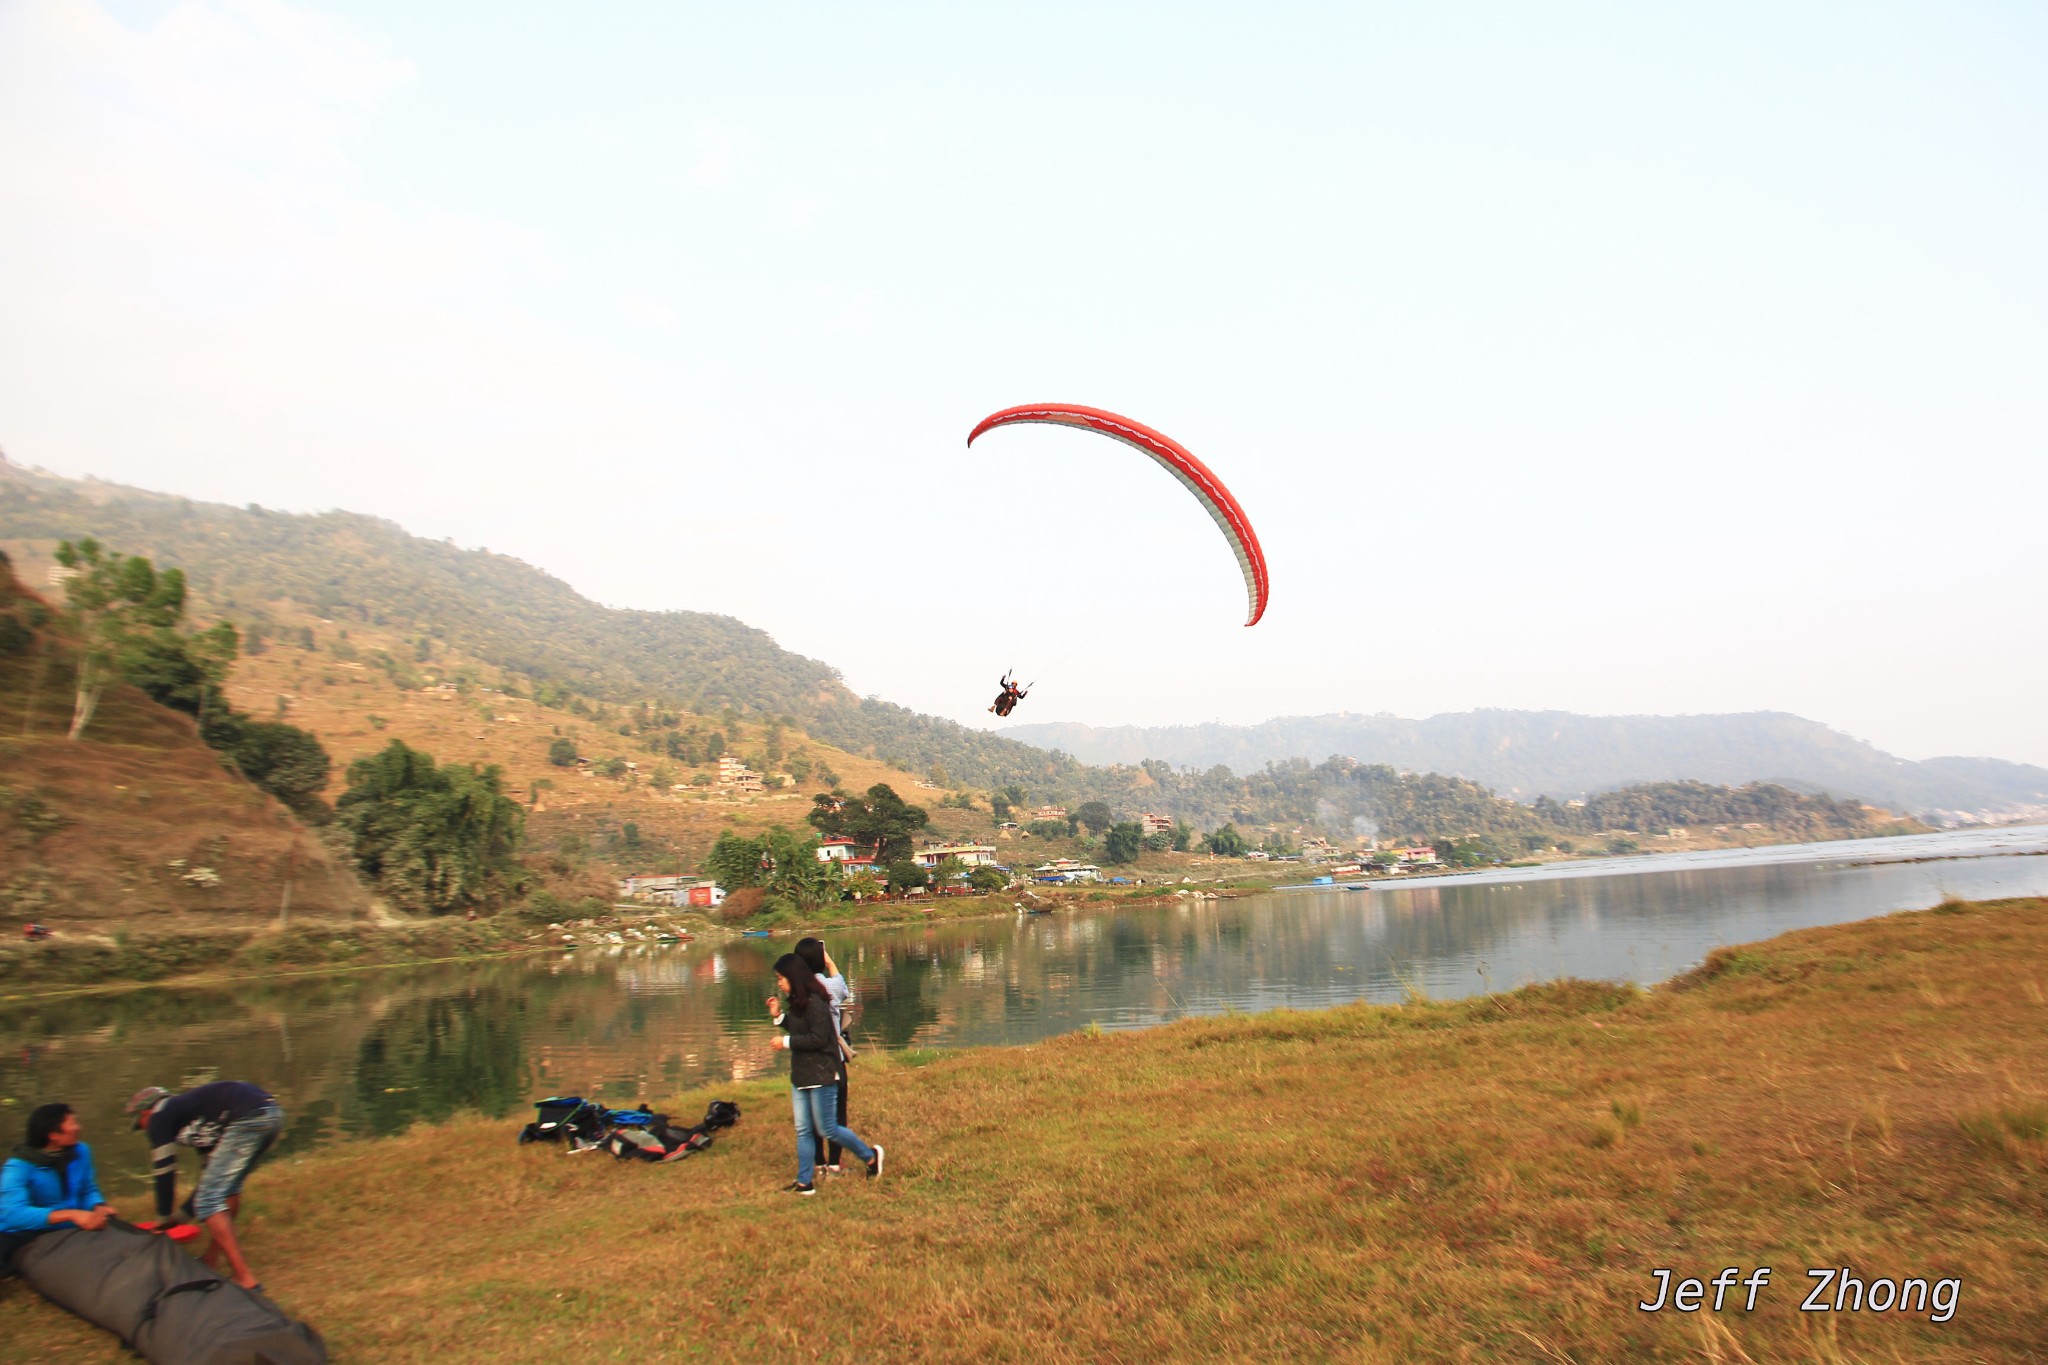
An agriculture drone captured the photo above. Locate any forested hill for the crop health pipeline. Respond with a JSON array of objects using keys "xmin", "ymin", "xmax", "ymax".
[
  {"xmin": 0, "ymin": 460, "xmax": 840, "ymax": 713},
  {"xmin": 0, "ymin": 458, "xmax": 1083, "ymax": 790},
  {"xmin": 1000, "ymin": 711, "xmax": 2048, "ymax": 819}
]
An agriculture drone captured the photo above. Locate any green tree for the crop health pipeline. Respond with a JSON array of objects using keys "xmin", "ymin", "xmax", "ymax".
[
  {"xmin": 1104, "ymin": 821, "xmax": 1145, "ymax": 864},
  {"xmin": 967, "ymin": 865, "xmax": 1009, "ymax": 892},
  {"xmin": 1075, "ymin": 801, "xmax": 1115, "ymax": 836},
  {"xmin": 705, "ymin": 830, "xmax": 769, "ymax": 890},
  {"xmin": 208, "ymin": 716, "xmax": 333, "ymax": 819},
  {"xmin": 548, "ymin": 737, "xmax": 578, "ymax": 767},
  {"xmin": 808, "ymin": 784, "xmax": 928, "ymax": 864},
  {"xmin": 53, "ymin": 539, "xmax": 198, "ymax": 740},
  {"xmin": 886, "ymin": 858, "xmax": 929, "ymax": 892},
  {"xmin": 763, "ymin": 828, "xmax": 838, "ymax": 910},
  {"xmin": 1204, "ymin": 824, "xmax": 1248, "ymax": 857},
  {"xmin": 1171, "ymin": 823, "xmax": 1194, "ymax": 853},
  {"xmin": 929, "ymin": 855, "xmax": 967, "ymax": 890},
  {"xmin": 336, "ymin": 741, "xmax": 525, "ymax": 914}
]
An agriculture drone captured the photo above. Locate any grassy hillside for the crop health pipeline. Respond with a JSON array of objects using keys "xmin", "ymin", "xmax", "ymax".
[
  {"xmin": 3, "ymin": 897, "xmax": 2042, "ymax": 1361},
  {"xmin": 0, "ymin": 457, "xmax": 1078, "ymax": 793},
  {"xmin": 209, "ymin": 600, "xmax": 1009, "ymax": 877},
  {"xmin": 0, "ymin": 560, "xmax": 368, "ymax": 932}
]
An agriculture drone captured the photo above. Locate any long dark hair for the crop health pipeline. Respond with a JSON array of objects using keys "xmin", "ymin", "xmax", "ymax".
[
  {"xmin": 26, "ymin": 1102, "xmax": 73, "ymax": 1149},
  {"xmin": 793, "ymin": 937, "xmax": 828, "ymax": 978},
  {"xmin": 773, "ymin": 953, "xmax": 826, "ymax": 1020}
]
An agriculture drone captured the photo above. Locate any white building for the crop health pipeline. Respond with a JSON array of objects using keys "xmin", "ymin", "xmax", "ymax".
[
  {"xmin": 916, "ymin": 843, "xmax": 999, "ymax": 869},
  {"xmin": 1033, "ymin": 860, "xmax": 1101, "ymax": 884},
  {"xmin": 716, "ymin": 755, "xmax": 764, "ymax": 792}
]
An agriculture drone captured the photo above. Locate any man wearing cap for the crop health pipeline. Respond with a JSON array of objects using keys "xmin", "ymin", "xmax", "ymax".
[{"xmin": 126, "ymin": 1081, "xmax": 284, "ymax": 1291}]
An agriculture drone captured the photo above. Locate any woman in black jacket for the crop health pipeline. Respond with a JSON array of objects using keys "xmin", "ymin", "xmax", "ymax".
[{"xmin": 768, "ymin": 953, "xmax": 883, "ymax": 1195}]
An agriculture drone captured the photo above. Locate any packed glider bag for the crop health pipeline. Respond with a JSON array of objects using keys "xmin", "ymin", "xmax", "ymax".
[{"xmin": 14, "ymin": 1220, "xmax": 327, "ymax": 1365}]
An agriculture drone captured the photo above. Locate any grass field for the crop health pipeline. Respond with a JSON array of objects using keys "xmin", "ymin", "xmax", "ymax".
[{"xmin": 4, "ymin": 896, "xmax": 2043, "ymax": 1362}]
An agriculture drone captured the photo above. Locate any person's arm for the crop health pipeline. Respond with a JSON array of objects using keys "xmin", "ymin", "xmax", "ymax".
[
  {"xmin": 0, "ymin": 1159, "xmax": 101, "ymax": 1231},
  {"xmin": 146, "ymin": 1116, "xmax": 180, "ymax": 1220},
  {"xmin": 78, "ymin": 1145, "xmax": 112, "ymax": 1214},
  {"xmin": 0, "ymin": 1159, "xmax": 57, "ymax": 1235}
]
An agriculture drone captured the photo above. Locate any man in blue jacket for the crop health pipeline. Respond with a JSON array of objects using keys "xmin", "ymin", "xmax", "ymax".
[{"xmin": 0, "ymin": 1103, "xmax": 117, "ymax": 1272}]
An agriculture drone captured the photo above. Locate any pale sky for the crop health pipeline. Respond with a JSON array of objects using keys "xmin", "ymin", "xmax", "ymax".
[{"xmin": 3, "ymin": 0, "xmax": 2044, "ymax": 765}]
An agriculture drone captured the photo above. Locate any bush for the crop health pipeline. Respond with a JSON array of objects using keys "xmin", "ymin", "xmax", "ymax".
[
  {"xmin": 718, "ymin": 887, "xmax": 767, "ymax": 923},
  {"xmin": 511, "ymin": 889, "xmax": 608, "ymax": 924}
]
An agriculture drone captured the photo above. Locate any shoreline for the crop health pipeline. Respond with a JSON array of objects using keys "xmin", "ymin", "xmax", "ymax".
[
  {"xmin": 0, "ymin": 884, "xmax": 1191, "ymax": 1001},
  {"xmin": 9, "ymin": 824, "xmax": 2042, "ymax": 1000}
]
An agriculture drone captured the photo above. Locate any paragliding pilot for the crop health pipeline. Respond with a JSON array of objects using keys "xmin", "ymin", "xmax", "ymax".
[{"xmin": 989, "ymin": 674, "xmax": 1028, "ymax": 718}]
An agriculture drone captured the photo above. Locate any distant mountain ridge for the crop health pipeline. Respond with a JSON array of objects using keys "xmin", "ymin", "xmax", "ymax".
[{"xmin": 999, "ymin": 712, "xmax": 2048, "ymax": 819}]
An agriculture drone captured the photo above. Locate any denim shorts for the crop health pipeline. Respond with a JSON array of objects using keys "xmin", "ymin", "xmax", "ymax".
[{"xmin": 192, "ymin": 1105, "xmax": 284, "ymax": 1221}]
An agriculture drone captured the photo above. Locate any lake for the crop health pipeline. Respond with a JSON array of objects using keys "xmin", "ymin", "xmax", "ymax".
[{"xmin": 6, "ymin": 825, "xmax": 2046, "ymax": 1163}]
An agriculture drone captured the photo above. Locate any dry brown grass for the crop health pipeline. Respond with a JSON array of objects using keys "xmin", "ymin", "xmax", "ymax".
[
  {"xmin": 217, "ymin": 608, "xmax": 1005, "ymax": 876},
  {"xmin": 5, "ymin": 897, "xmax": 2045, "ymax": 1362},
  {"xmin": 1, "ymin": 603, "xmax": 368, "ymax": 932}
]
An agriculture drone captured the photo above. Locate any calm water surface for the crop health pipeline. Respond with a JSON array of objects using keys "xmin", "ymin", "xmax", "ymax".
[{"xmin": 7, "ymin": 825, "xmax": 2045, "ymax": 1165}]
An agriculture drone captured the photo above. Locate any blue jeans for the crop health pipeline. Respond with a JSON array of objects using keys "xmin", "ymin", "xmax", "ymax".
[
  {"xmin": 193, "ymin": 1105, "xmax": 284, "ymax": 1221},
  {"xmin": 792, "ymin": 1085, "xmax": 872, "ymax": 1185}
]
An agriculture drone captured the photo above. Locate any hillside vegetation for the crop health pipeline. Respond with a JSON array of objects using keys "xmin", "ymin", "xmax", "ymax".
[{"xmin": 0, "ymin": 557, "xmax": 368, "ymax": 931}]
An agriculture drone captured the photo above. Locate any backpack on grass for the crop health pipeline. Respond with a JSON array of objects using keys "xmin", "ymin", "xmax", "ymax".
[
  {"xmin": 516, "ymin": 1097, "xmax": 607, "ymax": 1149},
  {"xmin": 612, "ymin": 1104, "xmax": 714, "ymax": 1162}
]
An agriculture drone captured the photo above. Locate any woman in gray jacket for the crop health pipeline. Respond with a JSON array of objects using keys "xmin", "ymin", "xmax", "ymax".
[{"xmin": 768, "ymin": 953, "xmax": 882, "ymax": 1195}]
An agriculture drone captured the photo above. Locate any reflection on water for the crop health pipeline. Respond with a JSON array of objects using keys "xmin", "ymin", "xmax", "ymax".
[{"xmin": 5, "ymin": 826, "xmax": 2045, "ymax": 1165}]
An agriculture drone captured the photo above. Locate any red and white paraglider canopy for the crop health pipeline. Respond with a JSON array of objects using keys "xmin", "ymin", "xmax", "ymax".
[{"xmin": 966, "ymin": 404, "xmax": 1270, "ymax": 627}]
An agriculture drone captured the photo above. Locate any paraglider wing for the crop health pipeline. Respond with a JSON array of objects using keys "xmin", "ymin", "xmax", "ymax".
[{"xmin": 966, "ymin": 404, "xmax": 1269, "ymax": 626}]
